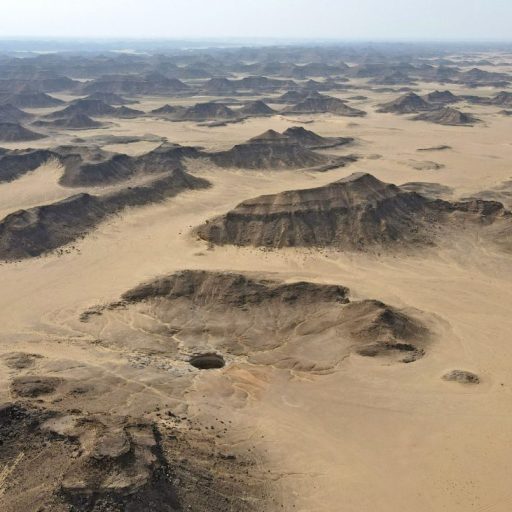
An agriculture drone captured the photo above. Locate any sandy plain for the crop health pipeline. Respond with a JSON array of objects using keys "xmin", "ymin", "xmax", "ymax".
[{"xmin": 1, "ymin": 71, "xmax": 512, "ymax": 511}]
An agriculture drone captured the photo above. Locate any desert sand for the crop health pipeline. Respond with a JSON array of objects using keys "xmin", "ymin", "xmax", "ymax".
[{"xmin": 0, "ymin": 45, "xmax": 512, "ymax": 511}]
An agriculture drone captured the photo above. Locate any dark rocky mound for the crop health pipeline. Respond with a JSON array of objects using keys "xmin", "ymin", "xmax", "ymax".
[
  {"xmin": 413, "ymin": 107, "xmax": 479, "ymax": 126},
  {"xmin": 442, "ymin": 370, "xmax": 480, "ymax": 384},
  {"xmin": 400, "ymin": 182, "xmax": 454, "ymax": 199},
  {"xmin": 150, "ymin": 104, "xmax": 178, "ymax": 115},
  {"xmin": 196, "ymin": 172, "xmax": 509, "ymax": 251},
  {"xmin": 0, "ymin": 404, "xmax": 267, "ymax": 512},
  {"xmin": 81, "ymin": 92, "xmax": 137, "ymax": 105},
  {"xmin": 57, "ymin": 142, "xmax": 203, "ymax": 187},
  {"xmin": 0, "ymin": 104, "xmax": 33, "ymax": 123},
  {"xmin": 0, "ymin": 122, "xmax": 46, "ymax": 142},
  {"xmin": 272, "ymin": 90, "xmax": 324, "ymax": 104},
  {"xmin": 56, "ymin": 146, "xmax": 136, "ymax": 187},
  {"xmin": 422, "ymin": 90, "xmax": 460, "ymax": 105},
  {"xmin": 282, "ymin": 126, "xmax": 353, "ymax": 149},
  {"xmin": 49, "ymin": 99, "xmax": 143, "ymax": 120},
  {"xmin": 458, "ymin": 67, "xmax": 510, "ymax": 87},
  {"xmin": 490, "ymin": 91, "xmax": 512, "ymax": 107},
  {"xmin": 0, "ymin": 168, "xmax": 209, "ymax": 260},
  {"xmin": 499, "ymin": 109, "xmax": 512, "ymax": 116},
  {"xmin": 115, "ymin": 105, "xmax": 145, "ymax": 118},
  {"xmin": 47, "ymin": 99, "xmax": 118, "ymax": 119},
  {"xmin": 201, "ymin": 77, "xmax": 238, "ymax": 95},
  {"xmin": 2, "ymin": 351, "xmax": 43, "ymax": 369},
  {"xmin": 209, "ymin": 129, "xmax": 355, "ymax": 171},
  {"xmin": 377, "ymin": 92, "xmax": 433, "ymax": 114},
  {"xmin": 82, "ymin": 73, "xmax": 189, "ymax": 96},
  {"xmin": 234, "ymin": 75, "xmax": 294, "ymax": 92},
  {"xmin": 122, "ymin": 270, "xmax": 350, "ymax": 307},
  {"xmin": 283, "ymin": 94, "xmax": 366, "ymax": 117},
  {"xmin": 238, "ymin": 100, "xmax": 276, "ymax": 117},
  {"xmin": 103, "ymin": 269, "xmax": 429, "ymax": 368},
  {"xmin": 370, "ymin": 71, "xmax": 415, "ymax": 85},
  {"xmin": 417, "ymin": 145, "xmax": 452, "ymax": 152},
  {"xmin": 0, "ymin": 147, "xmax": 55, "ymax": 182},
  {"xmin": 34, "ymin": 112, "xmax": 105, "ymax": 130},
  {"xmin": 0, "ymin": 90, "xmax": 64, "ymax": 108},
  {"xmin": 171, "ymin": 102, "xmax": 237, "ymax": 122}
]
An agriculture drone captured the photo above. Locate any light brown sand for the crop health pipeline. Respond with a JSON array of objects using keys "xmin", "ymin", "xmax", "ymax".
[{"xmin": 1, "ymin": 76, "xmax": 512, "ymax": 511}]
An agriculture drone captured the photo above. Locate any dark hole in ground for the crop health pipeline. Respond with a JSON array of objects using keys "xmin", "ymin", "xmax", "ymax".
[{"xmin": 189, "ymin": 353, "xmax": 225, "ymax": 370}]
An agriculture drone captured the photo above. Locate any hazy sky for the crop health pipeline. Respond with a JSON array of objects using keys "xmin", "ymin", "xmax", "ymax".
[{"xmin": 0, "ymin": 0, "xmax": 510, "ymax": 41}]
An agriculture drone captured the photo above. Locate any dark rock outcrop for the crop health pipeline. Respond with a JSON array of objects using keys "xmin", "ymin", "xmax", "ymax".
[
  {"xmin": 413, "ymin": 107, "xmax": 479, "ymax": 126},
  {"xmin": 196, "ymin": 172, "xmax": 509, "ymax": 251}
]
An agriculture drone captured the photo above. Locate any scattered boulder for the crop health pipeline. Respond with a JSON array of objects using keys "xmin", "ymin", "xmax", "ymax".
[{"xmin": 442, "ymin": 370, "xmax": 480, "ymax": 384}]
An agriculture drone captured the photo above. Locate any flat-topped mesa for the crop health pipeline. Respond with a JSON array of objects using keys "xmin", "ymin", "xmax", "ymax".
[
  {"xmin": 81, "ymin": 73, "xmax": 189, "ymax": 96},
  {"xmin": 377, "ymin": 92, "xmax": 433, "ymax": 114},
  {"xmin": 170, "ymin": 102, "xmax": 237, "ymax": 122},
  {"xmin": 56, "ymin": 141, "xmax": 203, "ymax": 187},
  {"xmin": 196, "ymin": 172, "xmax": 509, "ymax": 250},
  {"xmin": 209, "ymin": 129, "xmax": 355, "ymax": 171},
  {"xmin": 273, "ymin": 90, "xmax": 324, "ymax": 104},
  {"xmin": 0, "ymin": 168, "xmax": 210, "ymax": 260},
  {"xmin": 122, "ymin": 270, "xmax": 350, "ymax": 307},
  {"xmin": 283, "ymin": 94, "xmax": 366, "ymax": 117},
  {"xmin": 33, "ymin": 112, "xmax": 105, "ymax": 130},
  {"xmin": 80, "ymin": 92, "xmax": 137, "ymax": 105},
  {"xmin": 413, "ymin": 107, "xmax": 479, "ymax": 126},
  {"xmin": 46, "ymin": 99, "xmax": 143, "ymax": 120}
]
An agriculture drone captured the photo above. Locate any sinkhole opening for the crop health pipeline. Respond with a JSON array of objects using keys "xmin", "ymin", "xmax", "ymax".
[{"xmin": 189, "ymin": 353, "xmax": 225, "ymax": 370}]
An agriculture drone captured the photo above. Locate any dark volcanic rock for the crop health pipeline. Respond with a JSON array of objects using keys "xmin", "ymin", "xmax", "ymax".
[
  {"xmin": 0, "ymin": 90, "xmax": 64, "ymax": 108},
  {"xmin": 0, "ymin": 122, "xmax": 46, "ymax": 142},
  {"xmin": 47, "ymin": 99, "xmax": 118, "ymax": 119},
  {"xmin": 442, "ymin": 370, "xmax": 480, "ymax": 384},
  {"xmin": 202, "ymin": 77, "xmax": 238, "ymax": 95},
  {"xmin": 171, "ymin": 102, "xmax": 237, "ymax": 122},
  {"xmin": 82, "ymin": 72, "xmax": 189, "ymax": 96},
  {"xmin": 0, "ymin": 168, "xmax": 210, "ymax": 260},
  {"xmin": 282, "ymin": 126, "xmax": 353, "ymax": 149},
  {"xmin": 81, "ymin": 92, "xmax": 137, "ymax": 105},
  {"xmin": 111, "ymin": 269, "xmax": 429, "ymax": 368},
  {"xmin": 11, "ymin": 376, "xmax": 62, "ymax": 397},
  {"xmin": 150, "ymin": 104, "xmax": 178, "ymax": 115},
  {"xmin": 238, "ymin": 100, "xmax": 276, "ymax": 117},
  {"xmin": 123, "ymin": 270, "xmax": 350, "ymax": 307},
  {"xmin": 48, "ymin": 99, "xmax": 143, "ymax": 119},
  {"xmin": 34, "ymin": 112, "xmax": 105, "ymax": 130},
  {"xmin": 413, "ymin": 107, "xmax": 479, "ymax": 126},
  {"xmin": 273, "ymin": 90, "xmax": 324, "ymax": 104},
  {"xmin": 283, "ymin": 94, "xmax": 366, "ymax": 117},
  {"xmin": 0, "ymin": 104, "xmax": 33, "ymax": 123},
  {"xmin": 0, "ymin": 147, "xmax": 55, "ymax": 182},
  {"xmin": 377, "ymin": 92, "xmax": 433, "ymax": 114},
  {"xmin": 422, "ymin": 90, "xmax": 460, "ymax": 105},
  {"xmin": 209, "ymin": 129, "xmax": 355, "ymax": 170},
  {"xmin": 196, "ymin": 172, "xmax": 509, "ymax": 251},
  {"xmin": 57, "ymin": 142, "xmax": 203, "ymax": 187}
]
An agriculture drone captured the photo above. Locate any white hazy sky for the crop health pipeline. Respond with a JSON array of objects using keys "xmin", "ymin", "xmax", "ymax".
[{"xmin": 0, "ymin": 0, "xmax": 510, "ymax": 41}]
